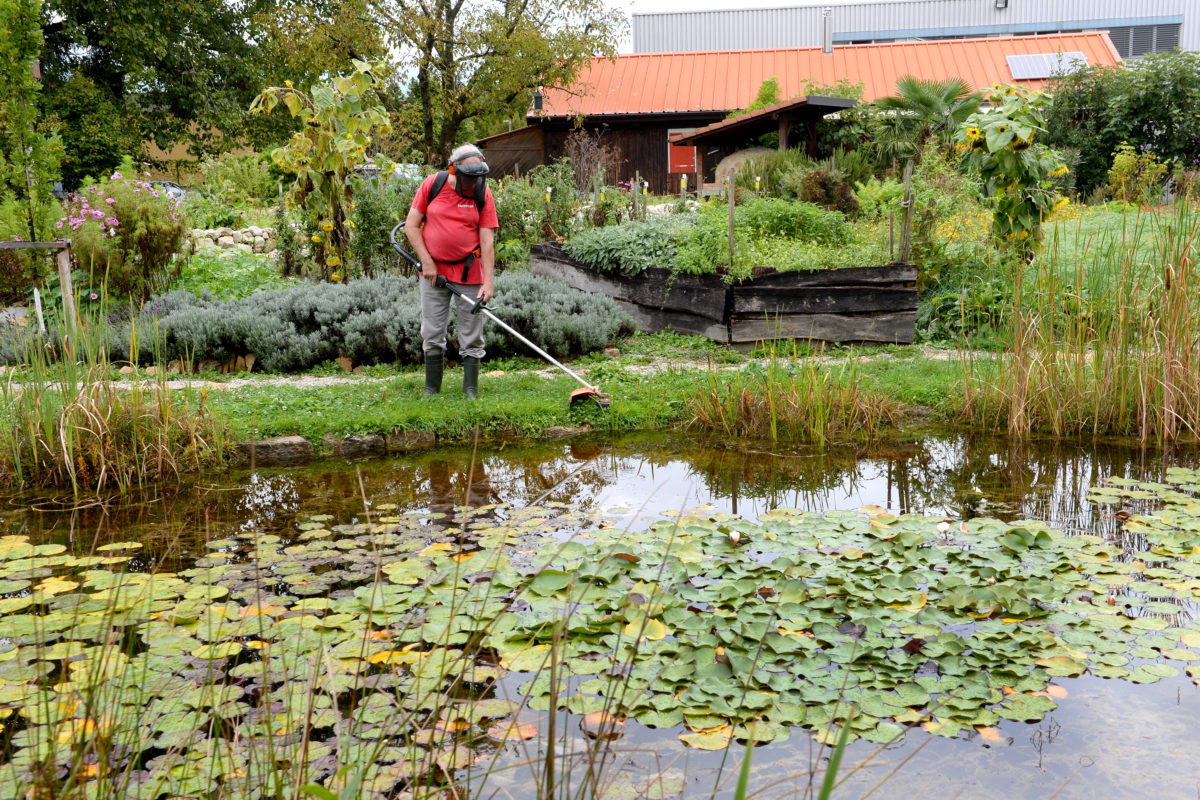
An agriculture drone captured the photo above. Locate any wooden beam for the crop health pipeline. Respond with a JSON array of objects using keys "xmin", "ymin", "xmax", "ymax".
[
  {"xmin": 0, "ymin": 240, "xmax": 70, "ymax": 252},
  {"xmin": 779, "ymin": 118, "xmax": 789, "ymax": 150},
  {"xmin": 807, "ymin": 121, "xmax": 818, "ymax": 157}
]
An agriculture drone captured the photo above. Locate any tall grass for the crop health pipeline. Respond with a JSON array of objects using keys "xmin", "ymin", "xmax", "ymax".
[
  {"xmin": 687, "ymin": 343, "xmax": 902, "ymax": 444},
  {"xmin": 962, "ymin": 203, "xmax": 1200, "ymax": 443},
  {"xmin": 0, "ymin": 316, "xmax": 224, "ymax": 492}
]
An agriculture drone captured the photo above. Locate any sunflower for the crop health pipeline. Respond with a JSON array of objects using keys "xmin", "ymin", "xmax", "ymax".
[
  {"xmin": 966, "ymin": 127, "xmax": 982, "ymax": 138},
  {"xmin": 321, "ymin": 221, "xmax": 334, "ymax": 232},
  {"xmin": 326, "ymin": 256, "xmax": 341, "ymax": 267}
]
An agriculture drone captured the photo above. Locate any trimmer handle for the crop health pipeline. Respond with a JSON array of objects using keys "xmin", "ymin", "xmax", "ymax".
[
  {"xmin": 388, "ymin": 222, "xmax": 422, "ymax": 270},
  {"xmin": 433, "ymin": 274, "xmax": 485, "ymax": 314}
]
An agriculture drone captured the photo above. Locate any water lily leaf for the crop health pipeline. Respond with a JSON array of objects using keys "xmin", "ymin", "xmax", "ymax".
[
  {"xmin": 486, "ymin": 720, "xmax": 538, "ymax": 742},
  {"xmin": 679, "ymin": 725, "xmax": 733, "ymax": 750},
  {"xmin": 581, "ymin": 711, "xmax": 624, "ymax": 740},
  {"xmin": 96, "ymin": 542, "xmax": 142, "ymax": 552},
  {"xmin": 623, "ymin": 617, "xmax": 668, "ymax": 641},
  {"xmin": 192, "ymin": 642, "xmax": 244, "ymax": 660},
  {"xmin": 528, "ymin": 570, "xmax": 572, "ymax": 596}
]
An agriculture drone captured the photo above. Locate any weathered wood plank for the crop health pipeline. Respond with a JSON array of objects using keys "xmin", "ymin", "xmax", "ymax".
[
  {"xmin": 732, "ymin": 286, "xmax": 918, "ymax": 315},
  {"xmin": 742, "ymin": 264, "xmax": 917, "ymax": 289},
  {"xmin": 614, "ymin": 300, "xmax": 730, "ymax": 341},
  {"xmin": 530, "ymin": 243, "xmax": 727, "ymax": 321},
  {"xmin": 730, "ymin": 312, "xmax": 917, "ymax": 344}
]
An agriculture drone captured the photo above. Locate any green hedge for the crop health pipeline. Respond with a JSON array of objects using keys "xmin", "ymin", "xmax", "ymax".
[{"xmin": 102, "ymin": 273, "xmax": 634, "ymax": 371}]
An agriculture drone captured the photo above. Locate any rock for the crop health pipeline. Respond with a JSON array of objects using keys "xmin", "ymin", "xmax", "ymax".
[
  {"xmin": 322, "ymin": 433, "xmax": 386, "ymax": 459},
  {"xmin": 233, "ymin": 435, "xmax": 313, "ymax": 466},
  {"xmin": 198, "ymin": 237, "xmax": 217, "ymax": 250},
  {"xmin": 198, "ymin": 359, "xmax": 223, "ymax": 373},
  {"xmin": 118, "ymin": 365, "xmax": 134, "ymax": 375},
  {"xmin": 216, "ymin": 235, "xmax": 235, "ymax": 247},
  {"xmin": 263, "ymin": 240, "xmax": 276, "ymax": 253},
  {"xmin": 543, "ymin": 425, "xmax": 589, "ymax": 440},
  {"xmin": 253, "ymin": 236, "xmax": 265, "ymax": 253},
  {"xmin": 216, "ymin": 227, "xmax": 233, "ymax": 238},
  {"xmin": 247, "ymin": 226, "xmax": 262, "ymax": 238},
  {"xmin": 602, "ymin": 347, "xmax": 620, "ymax": 358},
  {"xmin": 167, "ymin": 360, "xmax": 183, "ymax": 375},
  {"xmin": 235, "ymin": 243, "xmax": 253, "ymax": 254},
  {"xmin": 352, "ymin": 366, "xmax": 365, "ymax": 374},
  {"xmin": 335, "ymin": 356, "xmax": 353, "ymax": 372},
  {"xmin": 202, "ymin": 381, "xmax": 228, "ymax": 391},
  {"xmin": 244, "ymin": 353, "xmax": 256, "ymax": 372},
  {"xmin": 485, "ymin": 370, "xmax": 506, "ymax": 378},
  {"xmin": 386, "ymin": 430, "xmax": 436, "ymax": 452},
  {"xmin": 143, "ymin": 365, "xmax": 158, "ymax": 375},
  {"xmin": 230, "ymin": 230, "xmax": 244, "ymax": 244},
  {"xmin": 264, "ymin": 227, "xmax": 277, "ymax": 239}
]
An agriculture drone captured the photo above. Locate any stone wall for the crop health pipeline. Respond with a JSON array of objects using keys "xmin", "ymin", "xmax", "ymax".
[{"xmin": 190, "ymin": 227, "xmax": 277, "ymax": 255}]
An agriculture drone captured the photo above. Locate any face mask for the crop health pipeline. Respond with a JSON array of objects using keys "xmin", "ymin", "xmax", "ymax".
[{"xmin": 455, "ymin": 176, "xmax": 480, "ymax": 199}]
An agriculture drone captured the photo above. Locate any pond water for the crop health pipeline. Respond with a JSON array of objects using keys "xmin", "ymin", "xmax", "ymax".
[{"xmin": 3, "ymin": 429, "xmax": 1200, "ymax": 800}]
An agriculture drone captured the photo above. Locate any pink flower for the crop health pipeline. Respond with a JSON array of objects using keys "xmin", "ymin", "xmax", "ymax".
[
  {"xmin": 111, "ymin": 172, "xmax": 122, "ymax": 180},
  {"xmin": 56, "ymin": 221, "xmax": 63, "ymax": 229},
  {"xmin": 105, "ymin": 198, "xmax": 115, "ymax": 205},
  {"xmin": 105, "ymin": 217, "xmax": 118, "ymax": 226},
  {"xmin": 90, "ymin": 293, "xmax": 98, "ymax": 300}
]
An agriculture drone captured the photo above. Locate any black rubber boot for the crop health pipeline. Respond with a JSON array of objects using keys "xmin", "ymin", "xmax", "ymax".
[
  {"xmin": 463, "ymin": 356, "xmax": 480, "ymax": 399},
  {"xmin": 423, "ymin": 352, "xmax": 443, "ymax": 398}
]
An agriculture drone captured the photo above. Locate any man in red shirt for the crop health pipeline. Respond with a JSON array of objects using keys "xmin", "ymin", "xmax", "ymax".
[{"xmin": 405, "ymin": 144, "xmax": 500, "ymax": 398}]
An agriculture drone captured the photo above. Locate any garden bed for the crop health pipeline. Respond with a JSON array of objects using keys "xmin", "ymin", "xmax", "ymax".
[{"xmin": 530, "ymin": 242, "xmax": 918, "ymax": 345}]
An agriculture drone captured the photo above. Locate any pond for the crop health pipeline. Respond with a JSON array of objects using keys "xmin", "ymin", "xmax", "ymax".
[{"xmin": 2, "ymin": 429, "xmax": 1199, "ymax": 800}]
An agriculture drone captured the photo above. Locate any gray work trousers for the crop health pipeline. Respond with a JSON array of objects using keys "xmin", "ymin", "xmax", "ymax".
[{"xmin": 421, "ymin": 278, "xmax": 486, "ymax": 359}]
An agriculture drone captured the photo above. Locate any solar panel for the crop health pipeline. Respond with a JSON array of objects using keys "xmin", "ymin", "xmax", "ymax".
[{"xmin": 1006, "ymin": 52, "xmax": 1088, "ymax": 80}]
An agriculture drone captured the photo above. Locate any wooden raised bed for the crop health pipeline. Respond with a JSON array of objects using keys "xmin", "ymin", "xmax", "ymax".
[{"xmin": 529, "ymin": 243, "xmax": 918, "ymax": 345}]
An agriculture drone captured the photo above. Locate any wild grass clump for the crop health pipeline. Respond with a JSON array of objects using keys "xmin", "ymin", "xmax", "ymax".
[
  {"xmin": 0, "ymin": 320, "xmax": 224, "ymax": 492},
  {"xmin": 961, "ymin": 203, "xmax": 1200, "ymax": 443},
  {"xmin": 687, "ymin": 344, "xmax": 902, "ymax": 444}
]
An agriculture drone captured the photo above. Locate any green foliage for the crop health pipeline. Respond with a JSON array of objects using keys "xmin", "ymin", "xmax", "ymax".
[
  {"xmin": 198, "ymin": 152, "xmax": 278, "ymax": 207},
  {"xmin": 1044, "ymin": 51, "xmax": 1200, "ymax": 196},
  {"xmin": 252, "ymin": 61, "xmax": 393, "ymax": 280},
  {"xmin": 735, "ymin": 148, "xmax": 812, "ymax": 199},
  {"xmin": 1107, "ymin": 143, "xmax": 1167, "ymax": 205},
  {"xmin": 563, "ymin": 215, "xmax": 693, "ymax": 275},
  {"xmin": 38, "ymin": 71, "xmax": 133, "ymax": 191},
  {"xmin": 916, "ymin": 279, "xmax": 1010, "ymax": 346},
  {"xmin": 109, "ymin": 273, "xmax": 634, "ymax": 371},
  {"xmin": 0, "ymin": 0, "xmax": 63, "ymax": 244},
  {"xmin": 377, "ymin": 0, "xmax": 625, "ymax": 164},
  {"xmin": 348, "ymin": 173, "xmax": 418, "ymax": 277},
  {"xmin": 872, "ymin": 76, "xmax": 983, "ymax": 164},
  {"xmin": 173, "ymin": 251, "xmax": 296, "ymax": 300},
  {"xmin": 491, "ymin": 161, "xmax": 583, "ymax": 270},
  {"xmin": 64, "ymin": 166, "xmax": 187, "ymax": 301},
  {"xmin": 957, "ymin": 85, "xmax": 1067, "ymax": 257},
  {"xmin": 727, "ymin": 77, "xmax": 782, "ymax": 119},
  {"xmin": 853, "ymin": 177, "xmax": 904, "ymax": 220},
  {"xmin": 798, "ymin": 166, "xmax": 859, "ymax": 215},
  {"xmin": 182, "ymin": 193, "xmax": 249, "ymax": 230}
]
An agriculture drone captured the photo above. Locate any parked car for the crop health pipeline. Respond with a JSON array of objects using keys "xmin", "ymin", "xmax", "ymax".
[{"xmin": 150, "ymin": 180, "xmax": 186, "ymax": 200}]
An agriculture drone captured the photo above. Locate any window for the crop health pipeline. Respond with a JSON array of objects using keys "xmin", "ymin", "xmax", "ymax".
[{"xmin": 1105, "ymin": 23, "xmax": 1182, "ymax": 59}]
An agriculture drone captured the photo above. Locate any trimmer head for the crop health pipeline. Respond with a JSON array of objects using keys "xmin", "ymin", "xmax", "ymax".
[{"xmin": 570, "ymin": 387, "xmax": 611, "ymax": 409}]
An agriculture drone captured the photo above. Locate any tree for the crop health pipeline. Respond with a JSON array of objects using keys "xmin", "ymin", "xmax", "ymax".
[
  {"xmin": 873, "ymin": 76, "xmax": 983, "ymax": 164},
  {"xmin": 39, "ymin": 0, "xmax": 276, "ymax": 165},
  {"xmin": 1, "ymin": 0, "xmax": 62, "ymax": 241},
  {"xmin": 372, "ymin": 0, "xmax": 625, "ymax": 165}
]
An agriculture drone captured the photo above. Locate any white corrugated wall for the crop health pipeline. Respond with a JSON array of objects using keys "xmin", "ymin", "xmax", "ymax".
[{"xmin": 633, "ymin": 0, "xmax": 1198, "ymax": 55}]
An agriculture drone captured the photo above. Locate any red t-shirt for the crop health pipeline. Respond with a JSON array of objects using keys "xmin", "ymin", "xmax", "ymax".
[{"xmin": 411, "ymin": 174, "xmax": 499, "ymax": 285}]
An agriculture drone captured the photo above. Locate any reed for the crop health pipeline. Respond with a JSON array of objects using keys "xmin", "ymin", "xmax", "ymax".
[
  {"xmin": 686, "ymin": 343, "xmax": 902, "ymax": 445},
  {"xmin": 962, "ymin": 203, "xmax": 1200, "ymax": 443},
  {"xmin": 0, "ymin": 314, "xmax": 224, "ymax": 492}
]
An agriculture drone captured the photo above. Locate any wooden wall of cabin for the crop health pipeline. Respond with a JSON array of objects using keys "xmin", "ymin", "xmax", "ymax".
[
  {"xmin": 478, "ymin": 127, "xmax": 545, "ymax": 179},
  {"xmin": 543, "ymin": 118, "xmax": 722, "ymax": 195}
]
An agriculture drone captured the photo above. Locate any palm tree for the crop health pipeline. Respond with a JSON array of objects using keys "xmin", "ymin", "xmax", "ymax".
[{"xmin": 872, "ymin": 76, "xmax": 984, "ymax": 164}]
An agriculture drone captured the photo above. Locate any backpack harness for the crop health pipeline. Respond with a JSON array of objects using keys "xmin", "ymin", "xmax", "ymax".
[{"xmin": 428, "ymin": 170, "xmax": 485, "ymax": 283}]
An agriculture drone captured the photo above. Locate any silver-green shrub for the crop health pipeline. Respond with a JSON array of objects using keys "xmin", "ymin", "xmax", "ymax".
[{"xmin": 105, "ymin": 273, "xmax": 634, "ymax": 371}]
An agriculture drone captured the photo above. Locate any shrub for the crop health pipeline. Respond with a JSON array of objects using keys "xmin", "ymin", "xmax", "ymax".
[
  {"xmin": 491, "ymin": 161, "xmax": 582, "ymax": 270},
  {"xmin": 563, "ymin": 214, "xmax": 693, "ymax": 275},
  {"xmin": 1107, "ymin": 143, "xmax": 1167, "ymax": 205},
  {"xmin": 198, "ymin": 152, "xmax": 277, "ymax": 206},
  {"xmin": 853, "ymin": 177, "xmax": 904, "ymax": 220},
  {"xmin": 61, "ymin": 167, "xmax": 187, "ymax": 301},
  {"xmin": 349, "ymin": 174, "xmax": 420, "ymax": 277},
  {"xmin": 798, "ymin": 165, "xmax": 859, "ymax": 215},
  {"xmin": 173, "ymin": 251, "xmax": 296, "ymax": 300},
  {"xmin": 107, "ymin": 273, "xmax": 634, "ymax": 370}
]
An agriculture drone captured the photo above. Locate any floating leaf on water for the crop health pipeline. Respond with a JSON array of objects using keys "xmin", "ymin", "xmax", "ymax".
[
  {"xmin": 581, "ymin": 711, "xmax": 625, "ymax": 740},
  {"xmin": 96, "ymin": 542, "xmax": 142, "ymax": 552},
  {"xmin": 679, "ymin": 725, "xmax": 733, "ymax": 750},
  {"xmin": 486, "ymin": 720, "xmax": 538, "ymax": 742},
  {"xmin": 192, "ymin": 642, "xmax": 244, "ymax": 660}
]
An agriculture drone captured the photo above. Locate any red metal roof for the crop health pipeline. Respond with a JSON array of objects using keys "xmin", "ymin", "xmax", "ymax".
[{"xmin": 538, "ymin": 32, "xmax": 1121, "ymax": 118}]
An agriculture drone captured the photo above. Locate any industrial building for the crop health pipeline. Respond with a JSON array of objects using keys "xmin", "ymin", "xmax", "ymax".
[{"xmin": 633, "ymin": 0, "xmax": 1194, "ymax": 60}]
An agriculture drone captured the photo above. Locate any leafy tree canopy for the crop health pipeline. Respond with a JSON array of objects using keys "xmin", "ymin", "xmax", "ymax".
[{"xmin": 373, "ymin": 0, "xmax": 626, "ymax": 165}]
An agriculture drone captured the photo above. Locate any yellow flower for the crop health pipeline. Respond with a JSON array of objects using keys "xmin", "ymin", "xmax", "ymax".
[
  {"xmin": 321, "ymin": 221, "xmax": 334, "ymax": 232},
  {"xmin": 345, "ymin": 219, "xmax": 356, "ymax": 228},
  {"xmin": 284, "ymin": 80, "xmax": 293, "ymax": 88},
  {"xmin": 966, "ymin": 127, "xmax": 981, "ymax": 138},
  {"xmin": 311, "ymin": 234, "xmax": 323, "ymax": 243},
  {"xmin": 326, "ymin": 256, "xmax": 341, "ymax": 267},
  {"xmin": 1051, "ymin": 197, "xmax": 1070, "ymax": 212},
  {"xmin": 331, "ymin": 272, "xmax": 343, "ymax": 282},
  {"xmin": 996, "ymin": 124, "xmax": 1008, "ymax": 133},
  {"xmin": 379, "ymin": 123, "xmax": 392, "ymax": 133}
]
